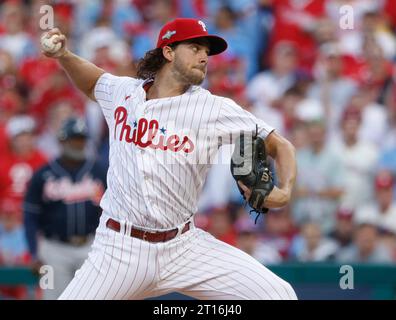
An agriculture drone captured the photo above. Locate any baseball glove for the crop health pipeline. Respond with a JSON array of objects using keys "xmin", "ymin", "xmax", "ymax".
[{"xmin": 230, "ymin": 129, "xmax": 274, "ymax": 222}]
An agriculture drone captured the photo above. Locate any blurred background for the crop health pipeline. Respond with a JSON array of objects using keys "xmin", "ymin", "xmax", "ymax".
[{"xmin": 1, "ymin": 0, "xmax": 396, "ymax": 300}]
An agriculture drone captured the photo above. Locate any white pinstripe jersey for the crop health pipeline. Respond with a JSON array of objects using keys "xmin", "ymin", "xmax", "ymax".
[{"xmin": 94, "ymin": 73, "xmax": 274, "ymax": 230}]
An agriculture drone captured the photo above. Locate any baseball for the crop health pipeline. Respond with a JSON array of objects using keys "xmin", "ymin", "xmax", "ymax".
[{"xmin": 41, "ymin": 34, "xmax": 62, "ymax": 53}]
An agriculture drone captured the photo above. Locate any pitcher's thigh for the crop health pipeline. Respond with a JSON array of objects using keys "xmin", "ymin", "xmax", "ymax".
[
  {"xmin": 59, "ymin": 231, "xmax": 156, "ymax": 300},
  {"xmin": 176, "ymin": 231, "xmax": 297, "ymax": 300}
]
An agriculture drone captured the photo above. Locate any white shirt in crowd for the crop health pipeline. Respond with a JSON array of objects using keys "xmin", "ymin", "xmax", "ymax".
[
  {"xmin": 331, "ymin": 139, "xmax": 378, "ymax": 210},
  {"xmin": 355, "ymin": 203, "xmax": 396, "ymax": 234}
]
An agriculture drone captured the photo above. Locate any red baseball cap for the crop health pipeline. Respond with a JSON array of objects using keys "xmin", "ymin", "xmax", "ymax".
[
  {"xmin": 156, "ymin": 18, "xmax": 228, "ymax": 56},
  {"xmin": 336, "ymin": 207, "xmax": 354, "ymax": 221},
  {"xmin": 342, "ymin": 106, "xmax": 362, "ymax": 123},
  {"xmin": 375, "ymin": 171, "xmax": 394, "ymax": 190}
]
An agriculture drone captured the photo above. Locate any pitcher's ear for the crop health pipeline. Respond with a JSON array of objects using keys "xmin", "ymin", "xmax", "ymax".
[{"xmin": 162, "ymin": 46, "xmax": 175, "ymax": 62}]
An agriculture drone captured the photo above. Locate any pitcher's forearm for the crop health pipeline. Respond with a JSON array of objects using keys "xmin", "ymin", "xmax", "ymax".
[
  {"xmin": 274, "ymin": 139, "xmax": 296, "ymax": 195},
  {"xmin": 265, "ymin": 131, "xmax": 297, "ymax": 197},
  {"xmin": 58, "ymin": 50, "xmax": 105, "ymax": 100}
]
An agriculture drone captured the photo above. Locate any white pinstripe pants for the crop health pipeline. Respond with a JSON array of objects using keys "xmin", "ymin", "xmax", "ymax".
[{"xmin": 58, "ymin": 214, "xmax": 297, "ymax": 300}]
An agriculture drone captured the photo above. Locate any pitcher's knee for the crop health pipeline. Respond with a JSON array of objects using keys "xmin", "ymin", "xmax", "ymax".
[
  {"xmin": 254, "ymin": 278, "xmax": 297, "ymax": 300},
  {"xmin": 271, "ymin": 279, "xmax": 297, "ymax": 300},
  {"xmin": 282, "ymin": 280, "xmax": 298, "ymax": 300}
]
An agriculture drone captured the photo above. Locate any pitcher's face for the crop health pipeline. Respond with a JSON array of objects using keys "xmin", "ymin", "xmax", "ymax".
[{"xmin": 171, "ymin": 40, "xmax": 209, "ymax": 86}]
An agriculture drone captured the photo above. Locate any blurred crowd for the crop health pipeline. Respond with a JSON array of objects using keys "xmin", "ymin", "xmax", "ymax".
[{"xmin": 1, "ymin": 0, "xmax": 396, "ymax": 298}]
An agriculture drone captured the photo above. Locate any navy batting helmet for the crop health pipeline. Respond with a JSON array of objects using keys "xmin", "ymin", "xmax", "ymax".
[{"xmin": 58, "ymin": 117, "xmax": 88, "ymax": 141}]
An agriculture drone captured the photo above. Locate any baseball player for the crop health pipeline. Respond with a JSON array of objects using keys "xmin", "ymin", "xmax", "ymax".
[
  {"xmin": 23, "ymin": 118, "xmax": 107, "ymax": 299},
  {"xmin": 41, "ymin": 18, "xmax": 298, "ymax": 300}
]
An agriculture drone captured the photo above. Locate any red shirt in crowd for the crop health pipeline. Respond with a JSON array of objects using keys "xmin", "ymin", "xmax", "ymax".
[
  {"xmin": 0, "ymin": 150, "xmax": 47, "ymax": 216},
  {"xmin": 270, "ymin": 0, "xmax": 326, "ymax": 70}
]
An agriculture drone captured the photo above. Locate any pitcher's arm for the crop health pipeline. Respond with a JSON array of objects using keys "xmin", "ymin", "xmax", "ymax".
[{"xmin": 41, "ymin": 28, "xmax": 105, "ymax": 101}]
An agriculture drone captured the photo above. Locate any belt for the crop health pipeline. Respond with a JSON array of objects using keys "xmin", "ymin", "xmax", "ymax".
[{"xmin": 106, "ymin": 218, "xmax": 191, "ymax": 243}]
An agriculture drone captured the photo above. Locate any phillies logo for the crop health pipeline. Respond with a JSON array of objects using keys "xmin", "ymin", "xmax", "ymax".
[{"xmin": 114, "ymin": 106, "xmax": 194, "ymax": 153}]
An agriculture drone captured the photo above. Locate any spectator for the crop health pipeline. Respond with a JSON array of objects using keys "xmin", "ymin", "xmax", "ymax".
[
  {"xmin": 0, "ymin": 116, "xmax": 47, "ymax": 220},
  {"xmin": 0, "ymin": 1, "xmax": 36, "ymax": 64},
  {"xmin": 377, "ymin": 147, "xmax": 396, "ymax": 191},
  {"xmin": 336, "ymin": 222, "xmax": 393, "ymax": 263},
  {"xmin": 210, "ymin": 5, "xmax": 257, "ymax": 79},
  {"xmin": 360, "ymin": 39, "xmax": 394, "ymax": 106},
  {"xmin": 0, "ymin": 88, "xmax": 27, "ymax": 118},
  {"xmin": 206, "ymin": 53, "xmax": 246, "ymax": 104},
  {"xmin": 0, "ymin": 48, "xmax": 17, "ymax": 91},
  {"xmin": 29, "ymin": 66, "xmax": 85, "ymax": 130},
  {"xmin": 377, "ymin": 92, "xmax": 396, "ymax": 180},
  {"xmin": 128, "ymin": 0, "xmax": 176, "ymax": 60},
  {"xmin": 0, "ymin": 86, "xmax": 26, "ymax": 156},
  {"xmin": 19, "ymin": 55, "xmax": 59, "ymax": 89},
  {"xmin": 379, "ymin": 231, "xmax": 396, "ymax": 262},
  {"xmin": 235, "ymin": 215, "xmax": 282, "ymax": 265},
  {"xmin": 206, "ymin": 206, "xmax": 237, "ymax": 246},
  {"xmin": 331, "ymin": 107, "xmax": 378, "ymax": 209},
  {"xmin": 383, "ymin": 0, "xmax": 396, "ymax": 31},
  {"xmin": 251, "ymin": 0, "xmax": 274, "ymax": 71},
  {"xmin": 79, "ymin": 17, "xmax": 129, "ymax": 68},
  {"xmin": 380, "ymin": 94, "xmax": 396, "ymax": 150},
  {"xmin": 36, "ymin": 101, "xmax": 76, "ymax": 160},
  {"xmin": 247, "ymin": 41, "xmax": 298, "ymax": 108},
  {"xmin": 292, "ymin": 120, "xmax": 345, "ymax": 234},
  {"xmin": 0, "ymin": 199, "xmax": 30, "ymax": 266},
  {"xmin": 338, "ymin": 8, "xmax": 396, "ymax": 60},
  {"xmin": 309, "ymin": 42, "xmax": 358, "ymax": 136},
  {"xmin": 289, "ymin": 221, "xmax": 339, "ymax": 262},
  {"xmin": 354, "ymin": 170, "xmax": 396, "ymax": 235},
  {"xmin": 294, "ymin": 95, "xmax": 325, "ymax": 124},
  {"xmin": 329, "ymin": 207, "xmax": 355, "ymax": 249},
  {"xmin": 177, "ymin": 0, "xmax": 207, "ymax": 19},
  {"xmin": 74, "ymin": 0, "xmax": 141, "ymax": 41},
  {"xmin": 0, "ymin": 199, "xmax": 30, "ymax": 300},
  {"xmin": 312, "ymin": 17, "xmax": 338, "ymax": 47},
  {"xmin": 261, "ymin": 207, "xmax": 298, "ymax": 261},
  {"xmin": 270, "ymin": 0, "xmax": 326, "ymax": 70},
  {"xmin": 347, "ymin": 87, "xmax": 388, "ymax": 148},
  {"xmin": 52, "ymin": 2, "xmax": 75, "ymax": 45},
  {"xmin": 277, "ymin": 85, "xmax": 306, "ymax": 134},
  {"xmin": 288, "ymin": 122, "xmax": 309, "ymax": 151}
]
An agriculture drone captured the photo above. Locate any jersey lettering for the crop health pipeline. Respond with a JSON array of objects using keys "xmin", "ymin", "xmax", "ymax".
[{"xmin": 114, "ymin": 106, "xmax": 195, "ymax": 153}]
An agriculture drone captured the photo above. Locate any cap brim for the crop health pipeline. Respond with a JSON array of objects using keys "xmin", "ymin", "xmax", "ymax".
[
  {"xmin": 205, "ymin": 35, "xmax": 228, "ymax": 55},
  {"xmin": 175, "ymin": 34, "xmax": 228, "ymax": 56}
]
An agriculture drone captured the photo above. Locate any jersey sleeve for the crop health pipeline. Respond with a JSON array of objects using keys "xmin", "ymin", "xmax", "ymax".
[
  {"xmin": 94, "ymin": 73, "xmax": 121, "ymax": 120},
  {"xmin": 23, "ymin": 169, "xmax": 44, "ymax": 215},
  {"xmin": 23, "ymin": 169, "xmax": 45, "ymax": 259},
  {"xmin": 215, "ymin": 97, "xmax": 275, "ymax": 145},
  {"xmin": 94, "ymin": 73, "xmax": 139, "ymax": 123}
]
